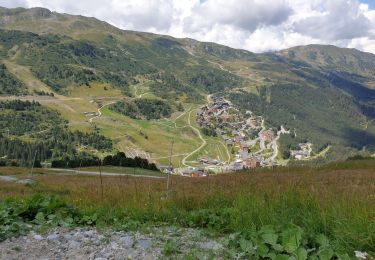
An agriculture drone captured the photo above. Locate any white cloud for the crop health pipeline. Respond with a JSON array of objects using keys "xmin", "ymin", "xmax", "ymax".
[
  {"xmin": 183, "ymin": 0, "xmax": 292, "ymax": 33},
  {"xmin": 293, "ymin": 0, "xmax": 371, "ymax": 40},
  {"xmin": 21, "ymin": 0, "xmax": 174, "ymax": 31},
  {"xmin": 348, "ymin": 37, "xmax": 375, "ymax": 53},
  {"xmin": 0, "ymin": 0, "xmax": 375, "ymax": 54},
  {"xmin": 0, "ymin": 0, "xmax": 27, "ymax": 8}
]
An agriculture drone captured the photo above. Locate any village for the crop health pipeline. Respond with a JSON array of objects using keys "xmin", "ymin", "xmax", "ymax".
[{"xmin": 172, "ymin": 96, "xmax": 313, "ymax": 177}]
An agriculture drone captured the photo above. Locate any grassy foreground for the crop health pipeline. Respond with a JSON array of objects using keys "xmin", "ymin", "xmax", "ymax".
[{"xmin": 1, "ymin": 160, "xmax": 375, "ymax": 258}]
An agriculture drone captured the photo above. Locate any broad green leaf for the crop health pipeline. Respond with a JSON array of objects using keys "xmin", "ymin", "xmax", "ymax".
[
  {"xmin": 267, "ymin": 252, "xmax": 277, "ymax": 260},
  {"xmin": 281, "ymin": 226, "xmax": 303, "ymax": 254},
  {"xmin": 262, "ymin": 233, "xmax": 279, "ymax": 246},
  {"xmin": 239, "ymin": 238, "xmax": 254, "ymax": 254},
  {"xmin": 318, "ymin": 247, "xmax": 334, "ymax": 260},
  {"xmin": 336, "ymin": 253, "xmax": 350, "ymax": 260},
  {"xmin": 227, "ymin": 248, "xmax": 238, "ymax": 259},
  {"xmin": 34, "ymin": 212, "xmax": 45, "ymax": 224},
  {"xmin": 260, "ymin": 225, "xmax": 276, "ymax": 234},
  {"xmin": 47, "ymin": 214, "xmax": 56, "ymax": 220},
  {"xmin": 257, "ymin": 243, "xmax": 270, "ymax": 258},
  {"xmin": 275, "ymin": 254, "xmax": 291, "ymax": 260},
  {"xmin": 315, "ymin": 234, "xmax": 330, "ymax": 247},
  {"xmin": 296, "ymin": 247, "xmax": 308, "ymax": 260},
  {"xmin": 272, "ymin": 243, "xmax": 284, "ymax": 252}
]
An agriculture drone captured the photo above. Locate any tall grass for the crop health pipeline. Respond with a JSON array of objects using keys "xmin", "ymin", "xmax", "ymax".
[{"xmin": 1, "ymin": 161, "xmax": 375, "ymax": 253}]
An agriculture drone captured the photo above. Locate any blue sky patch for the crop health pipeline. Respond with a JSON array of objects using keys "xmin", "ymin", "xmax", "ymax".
[{"xmin": 362, "ymin": 0, "xmax": 375, "ymax": 9}]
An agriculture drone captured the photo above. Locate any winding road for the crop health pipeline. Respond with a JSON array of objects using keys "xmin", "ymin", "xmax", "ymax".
[
  {"xmin": 181, "ymin": 110, "xmax": 207, "ymax": 167},
  {"xmin": 47, "ymin": 168, "xmax": 166, "ymax": 179},
  {"xmin": 269, "ymin": 126, "xmax": 290, "ymax": 162},
  {"xmin": 170, "ymin": 106, "xmax": 192, "ymax": 129},
  {"xmin": 89, "ymin": 101, "xmax": 116, "ymax": 123}
]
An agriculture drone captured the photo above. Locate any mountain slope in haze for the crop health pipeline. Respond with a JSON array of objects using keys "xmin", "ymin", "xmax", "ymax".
[
  {"xmin": 1, "ymin": 6, "xmax": 375, "ymax": 165},
  {"xmin": 278, "ymin": 45, "xmax": 375, "ymax": 81}
]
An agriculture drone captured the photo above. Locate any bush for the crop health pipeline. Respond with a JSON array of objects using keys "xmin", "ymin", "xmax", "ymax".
[
  {"xmin": 0, "ymin": 195, "xmax": 82, "ymax": 241},
  {"xmin": 223, "ymin": 225, "xmax": 351, "ymax": 259},
  {"xmin": 110, "ymin": 98, "xmax": 172, "ymax": 120},
  {"xmin": 102, "ymin": 152, "xmax": 159, "ymax": 171}
]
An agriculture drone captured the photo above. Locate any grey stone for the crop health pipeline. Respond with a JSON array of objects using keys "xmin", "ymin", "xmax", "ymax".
[
  {"xmin": 111, "ymin": 242, "xmax": 119, "ymax": 250},
  {"xmin": 62, "ymin": 234, "xmax": 72, "ymax": 240},
  {"xmin": 92, "ymin": 240, "xmax": 101, "ymax": 246},
  {"xmin": 120, "ymin": 236, "xmax": 133, "ymax": 247},
  {"xmin": 46, "ymin": 234, "xmax": 59, "ymax": 241},
  {"xmin": 137, "ymin": 239, "xmax": 151, "ymax": 250},
  {"xmin": 84, "ymin": 230, "xmax": 95, "ymax": 237},
  {"xmin": 34, "ymin": 235, "xmax": 43, "ymax": 241},
  {"xmin": 200, "ymin": 241, "xmax": 223, "ymax": 251},
  {"xmin": 68, "ymin": 240, "xmax": 81, "ymax": 249},
  {"xmin": 73, "ymin": 232, "xmax": 83, "ymax": 241},
  {"xmin": 103, "ymin": 252, "xmax": 113, "ymax": 258}
]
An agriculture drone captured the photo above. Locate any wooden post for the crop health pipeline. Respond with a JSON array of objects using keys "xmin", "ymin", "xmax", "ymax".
[
  {"xmin": 97, "ymin": 158, "xmax": 104, "ymax": 201},
  {"xmin": 166, "ymin": 140, "xmax": 174, "ymax": 198},
  {"xmin": 30, "ymin": 150, "xmax": 38, "ymax": 179}
]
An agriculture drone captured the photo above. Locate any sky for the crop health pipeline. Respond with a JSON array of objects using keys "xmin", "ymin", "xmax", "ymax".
[
  {"xmin": 1, "ymin": 0, "xmax": 375, "ymax": 54},
  {"xmin": 362, "ymin": 0, "xmax": 375, "ymax": 9}
]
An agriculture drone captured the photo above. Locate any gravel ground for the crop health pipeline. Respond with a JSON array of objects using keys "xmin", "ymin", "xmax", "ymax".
[{"xmin": 0, "ymin": 227, "xmax": 225, "ymax": 259}]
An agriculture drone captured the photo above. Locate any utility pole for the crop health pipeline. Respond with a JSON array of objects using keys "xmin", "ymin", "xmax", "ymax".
[
  {"xmin": 30, "ymin": 150, "xmax": 38, "ymax": 179},
  {"xmin": 78, "ymin": 160, "xmax": 83, "ymax": 173},
  {"xmin": 97, "ymin": 158, "xmax": 104, "ymax": 201},
  {"xmin": 166, "ymin": 140, "xmax": 174, "ymax": 198}
]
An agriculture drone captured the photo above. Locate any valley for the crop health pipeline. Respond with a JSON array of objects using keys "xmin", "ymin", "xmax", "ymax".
[
  {"xmin": 1, "ymin": 6, "xmax": 375, "ymax": 259},
  {"xmin": 1, "ymin": 6, "xmax": 375, "ymax": 170}
]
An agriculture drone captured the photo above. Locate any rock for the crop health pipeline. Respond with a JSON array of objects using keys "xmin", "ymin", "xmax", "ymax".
[
  {"xmin": 137, "ymin": 239, "xmax": 151, "ymax": 250},
  {"xmin": 200, "ymin": 241, "xmax": 223, "ymax": 251},
  {"xmin": 34, "ymin": 234, "xmax": 43, "ymax": 241},
  {"xmin": 68, "ymin": 240, "xmax": 81, "ymax": 249},
  {"xmin": 84, "ymin": 230, "xmax": 95, "ymax": 237},
  {"xmin": 355, "ymin": 251, "xmax": 369, "ymax": 259},
  {"xmin": 111, "ymin": 242, "xmax": 119, "ymax": 250},
  {"xmin": 73, "ymin": 232, "xmax": 83, "ymax": 241},
  {"xmin": 103, "ymin": 252, "xmax": 113, "ymax": 258},
  {"xmin": 0, "ymin": 226, "xmax": 225, "ymax": 259},
  {"xmin": 62, "ymin": 233, "xmax": 72, "ymax": 240},
  {"xmin": 46, "ymin": 234, "xmax": 59, "ymax": 241},
  {"xmin": 92, "ymin": 240, "xmax": 101, "ymax": 246},
  {"xmin": 120, "ymin": 236, "xmax": 133, "ymax": 247}
]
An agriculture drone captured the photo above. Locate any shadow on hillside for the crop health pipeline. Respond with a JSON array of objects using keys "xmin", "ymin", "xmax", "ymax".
[
  {"xmin": 343, "ymin": 128, "xmax": 375, "ymax": 150},
  {"xmin": 328, "ymin": 71, "xmax": 375, "ymax": 102}
]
